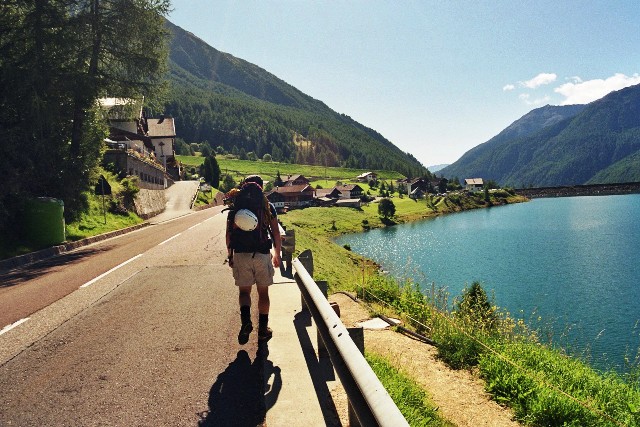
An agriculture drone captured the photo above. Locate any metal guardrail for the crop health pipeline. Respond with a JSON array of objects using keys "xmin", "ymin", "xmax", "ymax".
[{"xmin": 293, "ymin": 251, "xmax": 409, "ymax": 427}]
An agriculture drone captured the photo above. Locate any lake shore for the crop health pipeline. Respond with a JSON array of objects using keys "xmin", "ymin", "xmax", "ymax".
[{"xmin": 516, "ymin": 181, "xmax": 640, "ymax": 198}]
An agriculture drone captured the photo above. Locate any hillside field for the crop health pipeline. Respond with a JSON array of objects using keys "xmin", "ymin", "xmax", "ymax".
[{"xmin": 176, "ymin": 155, "xmax": 406, "ymax": 183}]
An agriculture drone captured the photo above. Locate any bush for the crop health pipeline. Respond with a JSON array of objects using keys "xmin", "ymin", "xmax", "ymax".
[
  {"xmin": 120, "ymin": 177, "xmax": 139, "ymax": 211},
  {"xmin": 454, "ymin": 282, "xmax": 498, "ymax": 331},
  {"xmin": 378, "ymin": 198, "xmax": 396, "ymax": 220}
]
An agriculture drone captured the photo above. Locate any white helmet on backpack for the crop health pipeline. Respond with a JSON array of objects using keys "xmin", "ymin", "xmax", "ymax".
[{"xmin": 234, "ymin": 209, "xmax": 259, "ymax": 231}]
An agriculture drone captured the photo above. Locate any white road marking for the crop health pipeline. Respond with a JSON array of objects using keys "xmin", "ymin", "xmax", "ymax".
[
  {"xmin": 0, "ymin": 318, "xmax": 30, "ymax": 336},
  {"xmin": 158, "ymin": 233, "xmax": 182, "ymax": 246},
  {"xmin": 187, "ymin": 223, "xmax": 201, "ymax": 230},
  {"xmin": 80, "ymin": 254, "xmax": 143, "ymax": 288}
]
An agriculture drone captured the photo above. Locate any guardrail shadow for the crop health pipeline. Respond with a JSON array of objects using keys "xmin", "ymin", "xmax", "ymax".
[{"xmin": 293, "ymin": 309, "xmax": 342, "ymax": 426}]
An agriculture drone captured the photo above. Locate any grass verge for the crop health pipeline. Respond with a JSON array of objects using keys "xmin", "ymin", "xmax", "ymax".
[{"xmin": 366, "ymin": 352, "xmax": 454, "ymax": 426}]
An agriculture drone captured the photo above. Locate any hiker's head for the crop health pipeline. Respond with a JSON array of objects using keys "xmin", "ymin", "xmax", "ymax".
[{"xmin": 244, "ymin": 175, "xmax": 263, "ymax": 189}]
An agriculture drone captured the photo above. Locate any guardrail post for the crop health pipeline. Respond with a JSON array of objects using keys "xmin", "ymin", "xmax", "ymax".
[{"xmin": 297, "ymin": 249, "xmax": 314, "ymax": 310}]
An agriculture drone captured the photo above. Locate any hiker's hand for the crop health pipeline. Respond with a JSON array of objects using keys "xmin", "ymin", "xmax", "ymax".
[{"xmin": 272, "ymin": 252, "xmax": 281, "ymax": 268}]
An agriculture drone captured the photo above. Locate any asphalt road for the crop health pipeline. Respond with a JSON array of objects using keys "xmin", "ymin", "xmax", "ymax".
[{"xmin": 0, "ymin": 206, "xmax": 275, "ymax": 426}]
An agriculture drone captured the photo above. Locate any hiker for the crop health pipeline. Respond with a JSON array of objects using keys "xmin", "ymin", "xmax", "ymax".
[{"xmin": 225, "ymin": 175, "xmax": 282, "ymax": 344}]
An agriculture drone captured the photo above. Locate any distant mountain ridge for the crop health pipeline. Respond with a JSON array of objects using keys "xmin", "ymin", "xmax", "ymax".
[
  {"xmin": 427, "ymin": 164, "xmax": 449, "ymax": 173},
  {"xmin": 164, "ymin": 20, "xmax": 426, "ymax": 177},
  {"xmin": 440, "ymin": 84, "xmax": 640, "ymax": 187}
]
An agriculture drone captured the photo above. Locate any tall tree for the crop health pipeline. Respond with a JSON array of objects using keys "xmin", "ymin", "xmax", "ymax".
[
  {"xmin": 0, "ymin": 0, "xmax": 170, "ymax": 238},
  {"xmin": 378, "ymin": 198, "xmax": 396, "ymax": 221},
  {"xmin": 200, "ymin": 154, "xmax": 221, "ymax": 188}
]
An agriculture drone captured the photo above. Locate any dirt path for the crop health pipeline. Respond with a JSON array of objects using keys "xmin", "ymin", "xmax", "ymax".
[{"xmin": 329, "ymin": 293, "xmax": 520, "ymax": 427}]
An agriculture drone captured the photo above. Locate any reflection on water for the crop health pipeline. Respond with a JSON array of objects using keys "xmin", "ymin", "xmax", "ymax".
[{"xmin": 336, "ymin": 194, "xmax": 640, "ymax": 372}]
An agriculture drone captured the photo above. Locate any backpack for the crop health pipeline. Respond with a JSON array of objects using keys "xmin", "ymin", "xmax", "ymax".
[{"xmin": 226, "ymin": 182, "xmax": 273, "ymax": 253}]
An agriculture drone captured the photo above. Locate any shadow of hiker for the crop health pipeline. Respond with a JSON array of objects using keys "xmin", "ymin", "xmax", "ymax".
[
  {"xmin": 262, "ymin": 343, "xmax": 282, "ymax": 414},
  {"xmin": 198, "ymin": 342, "xmax": 281, "ymax": 427}
]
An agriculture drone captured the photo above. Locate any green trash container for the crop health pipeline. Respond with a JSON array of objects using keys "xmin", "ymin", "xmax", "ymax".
[{"xmin": 25, "ymin": 198, "xmax": 66, "ymax": 247}]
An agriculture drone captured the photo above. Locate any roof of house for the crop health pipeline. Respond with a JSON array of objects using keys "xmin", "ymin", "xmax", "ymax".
[
  {"xmin": 317, "ymin": 197, "xmax": 337, "ymax": 203},
  {"xmin": 274, "ymin": 184, "xmax": 313, "ymax": 193},
  {"xmin": 338, "ymin": 184, "xmax": 363, "ymax": 192},
  {"xmin": 315, "ymin": 188, "xmax": 342, "ymax": 197},
  {"xmin": 465, "ymin": 178, "xmax": 484, "ymax": 185},
  {"xmin": 283, "ymin": 174, "xmax": 309, "ymax": 184},
  {"xmin": 335, "ymin": 198, "xmax": 362, "ymax": 206},
  {"xmin": 146, "ymin": 117, "xmax": 175, "ymax": 138},
  {"xmin": 356, "ymin": 171, "xmax": 376, "ymax": 179}
]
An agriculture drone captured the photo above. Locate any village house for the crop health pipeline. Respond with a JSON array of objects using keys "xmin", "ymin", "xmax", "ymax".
[
  {"xmin": 266, "ymin": 191, "xmax": 286, "ymax": 212},
  {"xmin": 100, "ymin": 98, "xmax": 180, "ymax": 188},
  {"xmin": 356, "ymin": 171, "xmax": 378, "ymax": 183},
  {"xmin": 271, "ymin": 184, "xmax": 314, "ymax": 208},
  {"xmin": 145, "ymin": 114, "xmax": 177, "ymax": 175},
  {"xmin": 465, "ymin": 178, "xmax": 484, "ymax": 192},
  {"xmin": 409, "ymin": 187, "xmax": 425, "ymax": 200},
  {"xmin": 335, "ymin": 198, "xmax": 362, "ymax": 208},
  {"xmin": 408, "ymin": 178, "xmax": 428, "ymax": 193},
  {"xmin": 336, "ymin": 184, "xmax": 364, "ymax": 199},
  {"xmin": 282, "ymin": 174, "xmax": 310, "ymax": 186},
  {"xmin": 314, "ymin": 187, "xmax": 342, "ymax": 199},
  {"xmin": 313, "ymin": 187, "xmax": 342, "ymax": 206}
]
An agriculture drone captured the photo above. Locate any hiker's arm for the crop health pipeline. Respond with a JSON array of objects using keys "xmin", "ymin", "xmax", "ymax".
[
  {"xmin": 270, "ymin": 216, "xmax": 282, "ymax": 268},
  {"xmin": 225, "ymin": 216, "xmax": 233, "ymax": 266}
]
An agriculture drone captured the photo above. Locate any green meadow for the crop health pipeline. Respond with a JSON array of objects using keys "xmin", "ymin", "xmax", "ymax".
[{"xmin": 177, "ymin": 155, "xmax": 405, "ymax": 183}]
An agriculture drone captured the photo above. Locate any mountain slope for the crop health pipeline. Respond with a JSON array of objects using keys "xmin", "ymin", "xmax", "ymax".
[
  {"xmin": 164, "ymin": 20, "xmax": 426, "ymax": 177},
  {"xmin": 440, "ymin": 85, "xmax": 640, "ymax": 187},
  {"xmin": 440, "ymin": 104, "xmax": 586, "ymax": 183},
  {"xmin": 587, "ymin": 151, "xmax": 640, "ymax": 184}
]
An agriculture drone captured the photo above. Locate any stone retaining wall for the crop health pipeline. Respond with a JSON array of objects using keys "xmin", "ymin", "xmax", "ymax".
[{"xmin": 134, "ymin": 188, "xmax": 166, "ymax": 219}]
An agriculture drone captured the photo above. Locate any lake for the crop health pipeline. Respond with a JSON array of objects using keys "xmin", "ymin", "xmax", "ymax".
[{"xmin": 335, "ymin": 194, "xmax": 640, "ymax": 372}]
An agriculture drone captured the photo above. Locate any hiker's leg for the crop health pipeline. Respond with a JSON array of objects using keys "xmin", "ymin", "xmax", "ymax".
[
  {"xmin": 239, "ymin": 285, "xmax": 252, "ymax": 310},
  {"xmin": 256, "ymin": 285, "xmax": 270, "ymax": 315}
]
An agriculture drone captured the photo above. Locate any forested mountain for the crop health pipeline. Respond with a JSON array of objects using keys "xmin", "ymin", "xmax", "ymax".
[
  {"xmin": 440, "ymin": 84, "xmax": 640, "ymax": 187},
  {"xmin": 164, "ymin": 20, "xmax": 426, "ymax": 177}
]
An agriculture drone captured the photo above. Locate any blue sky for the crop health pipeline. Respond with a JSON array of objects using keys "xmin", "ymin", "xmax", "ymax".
[{"xmin": 167, "ymin": 1, "xmax": 640, "ymax": 167}]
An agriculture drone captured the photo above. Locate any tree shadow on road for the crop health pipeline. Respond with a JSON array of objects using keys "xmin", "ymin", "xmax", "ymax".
[
  {"xmin": 198, "ymin": 341, "xmax": 281, "ymax": 427},
  {"xmin": 0, "ymin": 246, "xmax": 110, "ymax": 288}
]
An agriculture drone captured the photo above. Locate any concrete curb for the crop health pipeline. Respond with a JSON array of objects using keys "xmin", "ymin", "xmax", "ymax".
[{"xmin": 0, "ymin": 222, "xmax": 150, "ymax": 272}]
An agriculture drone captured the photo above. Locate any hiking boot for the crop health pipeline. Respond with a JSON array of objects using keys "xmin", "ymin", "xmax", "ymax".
[
  {"xmin": 258, "ymin": 326, "xmax": 272, "ymax": 341},
  {"xmin": 238, "ymin": 321, "xmax": 253, "ymax": 345}
]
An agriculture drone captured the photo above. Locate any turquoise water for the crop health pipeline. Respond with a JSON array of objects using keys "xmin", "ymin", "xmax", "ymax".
[{"xmin": 336, "ymin": 194, "xmax": 640, "ymax": 372}]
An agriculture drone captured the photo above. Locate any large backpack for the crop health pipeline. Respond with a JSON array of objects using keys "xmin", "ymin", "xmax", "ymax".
[{"xmin": 227, "ymin": 182, "xmax": 273, "ymax": 253}]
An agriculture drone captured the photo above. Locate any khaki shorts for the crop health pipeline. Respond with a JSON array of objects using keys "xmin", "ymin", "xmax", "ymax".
[{"xmin": 231, "ymin": 252, "xmax": 274, "ymax": 286}]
